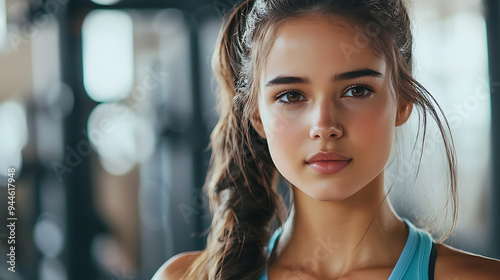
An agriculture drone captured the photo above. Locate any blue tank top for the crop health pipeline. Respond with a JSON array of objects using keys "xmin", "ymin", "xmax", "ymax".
[{"xmin": 258, "ymin": 218, "xmax": 437, "ymax": 280}]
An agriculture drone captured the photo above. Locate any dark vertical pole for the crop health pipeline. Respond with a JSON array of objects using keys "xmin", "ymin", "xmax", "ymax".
[
  {"xmin": 58, "ymin": 3, "xmax": 101, "ymax": 279},
  {"xmin": 485, "ymin": 0, "xmax": 500, "ymax": 259},
  {"xmin": 29, "ymin": 104, "xmax": 42, "ymax": 280}
]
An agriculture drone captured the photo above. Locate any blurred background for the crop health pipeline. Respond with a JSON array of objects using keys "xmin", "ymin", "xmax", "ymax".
[{"xmin": 0, "ymin": 0, "xmax": 499, "ymax": 279}]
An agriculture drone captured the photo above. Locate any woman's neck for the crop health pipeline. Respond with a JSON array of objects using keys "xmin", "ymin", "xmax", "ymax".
[{"xmin": 274, "ymin": 175, "xmax": 408, "ymax": 278}]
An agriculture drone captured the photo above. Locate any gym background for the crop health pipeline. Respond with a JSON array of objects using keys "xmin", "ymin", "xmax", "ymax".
[{"xmin": 0, "ymin": 0, "xmax": 499, "ymax": 279}]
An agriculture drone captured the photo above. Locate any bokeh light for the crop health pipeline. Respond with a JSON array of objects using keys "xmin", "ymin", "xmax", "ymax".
[
  {"xmin": 87, "ymin": 103, "xmax": 155, "ymax": 175},
  {"xmin": 82, "ymin": 10, "xmax": 134, "ymax": 102},
  {"xmin": 34, "ymin": 213, "xmax": 65, "ymax": 258},
  {"xmin": 91, "ymin": 0, "xmax": 122, "ymax": 6},
  {"xmin": 0, "ymin": 101, "xmax": 28, "ymax": 178},
  {"xmin": 39, "ymin": 257, "xmax": 66, "ymax": 280}
]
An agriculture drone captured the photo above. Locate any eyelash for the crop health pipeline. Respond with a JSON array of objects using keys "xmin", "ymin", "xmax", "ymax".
[{"xmin": 273, "ymin": 83, "xmax": 375, "ymax": 106}]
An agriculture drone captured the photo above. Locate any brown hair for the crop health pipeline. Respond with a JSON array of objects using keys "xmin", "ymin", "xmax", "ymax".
[{"xmin": 181, "ymin": 0, "xmax": 458, "ymax": 279}]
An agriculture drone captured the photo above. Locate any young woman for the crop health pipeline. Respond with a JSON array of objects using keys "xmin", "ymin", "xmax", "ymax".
[{"xmin": 153, "ymin": 0, "xmax": 500, "ymax": 279}]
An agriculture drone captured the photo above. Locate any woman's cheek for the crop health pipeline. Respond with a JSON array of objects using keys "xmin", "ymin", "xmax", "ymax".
[
  {"xmin": 348, "ymin": 104, "xmax": 395, "ymax": 157},
  {"xmin": 263, "ymin": 107, "xmax": 305, "ymax": 141}
]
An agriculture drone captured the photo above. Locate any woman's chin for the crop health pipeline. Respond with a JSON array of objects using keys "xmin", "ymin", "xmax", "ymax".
[{"xmin": 296, "ymin": 185, "xmax": 363, "ymax": 202}]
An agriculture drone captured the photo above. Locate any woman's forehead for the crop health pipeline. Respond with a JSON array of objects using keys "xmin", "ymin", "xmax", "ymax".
[{"xmin": 260, "ymin": 16, "xmax": 388, "ymax": 85}]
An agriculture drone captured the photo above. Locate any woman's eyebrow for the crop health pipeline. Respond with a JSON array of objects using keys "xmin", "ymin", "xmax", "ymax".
[{"xmin": 265, "ymin": 68, "xmax": 383, "ymax": 87}]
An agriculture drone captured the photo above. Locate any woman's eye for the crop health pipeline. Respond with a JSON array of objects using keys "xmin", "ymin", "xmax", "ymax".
[
  {"xmin": 275, "ymin": 90, "xmax": 306, "ymax": 105},
  {"xmin": 344, "ymin": 85, "xmax": 374, "ymax": 99}
]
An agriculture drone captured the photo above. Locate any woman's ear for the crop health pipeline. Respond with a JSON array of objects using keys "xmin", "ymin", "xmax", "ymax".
[
  {"xmin": 395, "ymin": 99, "xmax": 413, "ymax": 127},
  {"xmin": 250, "ymin": 108, "xmax": 267, "ymax": 139}
]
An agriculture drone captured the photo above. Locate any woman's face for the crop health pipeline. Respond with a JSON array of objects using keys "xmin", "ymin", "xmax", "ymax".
[{"xmin": 251, "ymin": 16, "xmax": 412, "ymax": 201}]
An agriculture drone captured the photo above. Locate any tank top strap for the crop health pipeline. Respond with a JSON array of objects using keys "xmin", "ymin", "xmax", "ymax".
[
  {"xmin": 389, "ymin": 218, "xmax": 435, "ymax": 280},
  {"xmin": 258, "ymin": 227, "xmax": 283, "ymax": 280},
  {"xmin": 266, "ymin": 226, "xmax": 284, "ymax": 257}
]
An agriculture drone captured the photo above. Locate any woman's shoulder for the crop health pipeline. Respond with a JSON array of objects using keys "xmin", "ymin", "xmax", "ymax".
[
  {"xmin": 151, "ymin": 250, "xmax": 203, "ymax": 280},
  {"xmin": 435, "ymin": 243, "xmax": 500, "ymax": 279}
]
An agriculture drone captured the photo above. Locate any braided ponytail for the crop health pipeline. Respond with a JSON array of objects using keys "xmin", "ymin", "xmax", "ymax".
[{"xmin": 180, "ymin": 1, "xmax": 287, "ymax": 279}]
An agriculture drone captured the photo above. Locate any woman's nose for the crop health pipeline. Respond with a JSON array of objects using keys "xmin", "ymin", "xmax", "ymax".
[{"xmin": 309, "ymin": 100, "xmax": 343, "ymax": 140}]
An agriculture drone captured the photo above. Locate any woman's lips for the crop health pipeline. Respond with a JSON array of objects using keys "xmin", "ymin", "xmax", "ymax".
[{"xmin": 306, "ymin": 159, "xmax": 352, "ymax": 174}]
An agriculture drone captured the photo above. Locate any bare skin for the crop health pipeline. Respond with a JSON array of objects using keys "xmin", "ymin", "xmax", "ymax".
[{"xmin": 153, "ymin": 15, "xmax": 500, "ymax": 280}]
